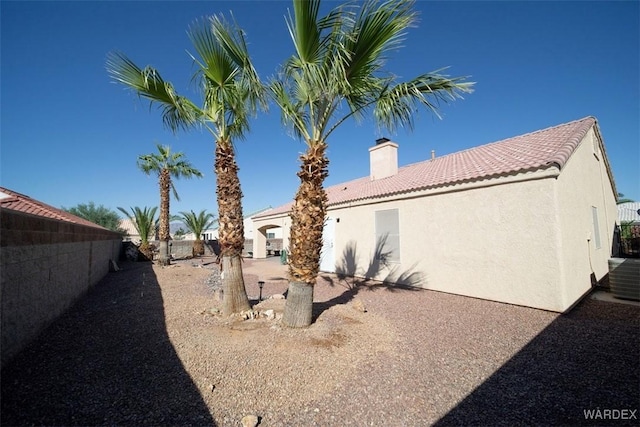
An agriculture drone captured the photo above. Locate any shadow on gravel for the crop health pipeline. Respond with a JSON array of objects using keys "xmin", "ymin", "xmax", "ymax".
[
  {"xmin": 315, "ymin": 238, "xmax": 424, "ymax": 321},
  {"xmin": 1, "ymin": 261, "xmax": 215, "ymax": 426},
  {"xmin": 434, "ymin": 298, "xmax": 640, "ymax": 426}
]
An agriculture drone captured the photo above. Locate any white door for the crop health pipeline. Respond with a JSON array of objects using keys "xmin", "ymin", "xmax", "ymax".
[{"xmin": 319, "ymin": 217, "xmax": 336, "ymax": 273}]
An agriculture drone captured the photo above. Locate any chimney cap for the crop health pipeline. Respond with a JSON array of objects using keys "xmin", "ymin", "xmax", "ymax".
[{"xmin": 376, "ymin": 137, "xmax": 391, "ymax": 145}]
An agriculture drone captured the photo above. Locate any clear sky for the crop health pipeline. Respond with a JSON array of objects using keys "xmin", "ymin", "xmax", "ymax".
[{"xmin": 1, "ymin": 0, "xmax": 639, "ymax": 220}]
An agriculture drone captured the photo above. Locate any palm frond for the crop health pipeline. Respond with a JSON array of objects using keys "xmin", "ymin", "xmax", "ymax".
[
  {"xmin": 373, "ymin": 70, "xmax": 474, "ymax": 132},
  {"xmin": 187, "ymin": 15, "xmax": 266, "ymax": 143},
  {"xmin": 188, "ymin": 18, "xmax": 239, "ymax": 88},
  {"xmin": 117, "ymin": 206, "xmax": 158, "ymax": 243},
  {"xmin": 178, "ymin": 210, "xmax": 216, "ymax": 239},
  {"xmin": 343, "ymin": 0, "xmax": 416, "ymax": 81},
  {"xmin": 106, "ymin": 52, "xmax": 202, "ymax": 132},
  {"xmin": 170, "ymin": 182, "xmax": 181, "ymax": 202},
  {"xmin": 289, "ymin": 0, "xmax": 322, "ymax": 64}
]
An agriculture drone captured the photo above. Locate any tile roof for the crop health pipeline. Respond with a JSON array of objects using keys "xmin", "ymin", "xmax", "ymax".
[
  {"xmin": 0, "ymin": 187, "xmax": 108, "ymax": 230},
  {"xmin": 256, "ymin": 117, "xmax": 601, "ymax": 218},
  {"xmin": 618, "ymin": 202, "xmax": 640, "ymax": 223}
]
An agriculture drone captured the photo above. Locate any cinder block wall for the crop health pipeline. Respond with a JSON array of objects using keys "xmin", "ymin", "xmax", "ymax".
[
  {"xmin": 151, "ymin": 240, "xmax": 218, "ymax": 259},
  {"xmin": 148, "ymin": 238, "xmax": 284, "ymax": 259},
  {"xmin": 241, "ymin": 238, "xmax": 283, "ymax": 256},
  {"xmin": 1, "ymin": 209, "xmax": 121, "ymax": 368}
]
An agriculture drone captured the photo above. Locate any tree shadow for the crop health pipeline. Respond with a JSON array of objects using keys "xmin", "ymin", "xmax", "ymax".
[
  {"xmin": 0, "ymin": 261, "xmax": 215, "ymax": 426},
  {"xmin": 433, "ymin": 298, "xmax": 640, "ymax": 426},
  {"xmin": 314, "ymin": 236, "xmax": 425, "ymax": 321}
]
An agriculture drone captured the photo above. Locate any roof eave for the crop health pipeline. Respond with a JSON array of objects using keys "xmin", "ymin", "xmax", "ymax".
[{"xmin": 327, "ymin": 166, "xmax": 562, "ymax": 209}]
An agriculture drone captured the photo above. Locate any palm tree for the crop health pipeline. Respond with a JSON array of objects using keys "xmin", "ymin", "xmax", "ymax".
[
  {"xmin": 178, "ymin": 210, "xmax": 217, "ymax": 256},
  {"xmin": 271, "ymin": 0, "xmax": 474, "ymax": 327},
  {"xmin": 107, "ymin": 14, "xmax": 266, "ymax": 315},
  {"xmin": 617, "ymin": 193, "xmax": 634, "ymax": 204},
  {"xmin": 117, "ymin": 206, "xmax": 158, "ymax": 261},
  {"xmin": 138, "ymin": 144, "xmax": 203, "ymax": 266}
]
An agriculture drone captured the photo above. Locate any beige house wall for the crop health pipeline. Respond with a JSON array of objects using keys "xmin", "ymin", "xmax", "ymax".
[
  {"xmin": 252, "ymin": 127, "xmax": 617, "ymax": 313},
  {"xmin": 329, "ymin": 171, "xmax": 565, "ymax": 311},
  {"xmin": 185, "ymin": 216, "xmax": 284, "ymax": 243},
  {"xmin": 252, "ymin": 216, "xmax": 291, "ymax": 259},
  {"xmin": 553, "ymin": 128, "xmax": 617, "ymax": 309}
]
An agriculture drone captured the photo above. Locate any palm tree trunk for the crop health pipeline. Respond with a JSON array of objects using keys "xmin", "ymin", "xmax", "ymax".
[
  {"xmin": 216, "ymin": 140, "xmax": 251, "ymax": 315},
  {"xmin": 158, "ymin": 168, "xmax": 171, "ymax": 266},
  {"xmin": 221, "ymin": 255, "xmax": 249, "ymax": 314},
  {"xmin": 139, "ymin": 241, "xmax": 154, "ymax": 261},
  {"xmin": 282, "ymin": 143, "xmax": 329, "ymax": 328},
  {"xmin": 193, "ymin": 239, "xmax": 205, "ymax": 257}
]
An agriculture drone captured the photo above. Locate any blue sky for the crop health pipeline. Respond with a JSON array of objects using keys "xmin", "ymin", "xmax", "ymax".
[{"xmin": 1, "ymin": 1, "xmax": 638, "ymax": 220}]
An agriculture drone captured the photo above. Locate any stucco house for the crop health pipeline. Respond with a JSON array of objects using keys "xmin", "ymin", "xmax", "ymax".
[
  {"xmin": 252, "ymin": 116, "xmax": 618, "ymax": 312},
  {"xmin": 617, "ymin": 202, "xmax": 640, "ymax": 257},
  {"xmin": 183, "ymin": 207, "xmax": 282, "ymax": 241},
  {"xmin": 118, "ymin": 218, "xmax": 141, "ymax": 243}
]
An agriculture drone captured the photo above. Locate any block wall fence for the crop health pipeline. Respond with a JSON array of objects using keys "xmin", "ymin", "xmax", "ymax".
[
  {"xmin": 1, "ymin": 209, "xmax": 122, "ymax": 368},
  {"xmin": 159, "ymin": 238, "xmax": 283, "ymax": 259}
]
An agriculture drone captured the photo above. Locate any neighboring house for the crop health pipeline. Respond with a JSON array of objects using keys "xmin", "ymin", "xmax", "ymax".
[
  {"xmin": 120, "ymin": 218, "xmax": 184, "ymax": 243},
  {"xmin": 252, "ymin": 116, "xmax": 618, "ymax": 313},
  {"xmin": 184, "ymin": 219, "xmax": 219, "ymax": 241},
  {"xmin": 617, "ymin": 202, "xmax": 640, "ymax": 257},
  {"xmin": 183, "ymin": 207, "xmax": 280, "ymax": 241},
  {"xmin": 618, "ymin": 202, "xmax": 640, "ymax": 225},
  {"xmin": 119, "ymin": 218, "xmax": 141, "ymax": 243},
  {"xmin": 1, "ymin": 187, "xmax": 121, "ymax": 367}
]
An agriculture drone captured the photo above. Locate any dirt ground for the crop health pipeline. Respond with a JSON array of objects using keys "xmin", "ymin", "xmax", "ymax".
[{"xmin": 2, "ymin": 256, "xmax": 639, "ymax": 426}]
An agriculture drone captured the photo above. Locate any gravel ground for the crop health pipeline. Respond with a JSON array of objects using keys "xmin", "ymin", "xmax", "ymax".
[{"xmin": 1, "ymin": 257, "xmax": 638, "ymax": 426}]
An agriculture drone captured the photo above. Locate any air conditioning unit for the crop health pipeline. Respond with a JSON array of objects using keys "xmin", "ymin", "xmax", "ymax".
[{"xmin": 608, "ymin": 258, "xmax": 640, "ymax": 301}]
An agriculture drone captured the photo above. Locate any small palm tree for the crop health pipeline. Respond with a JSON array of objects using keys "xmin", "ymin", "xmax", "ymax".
[
  {"xmin": 107, "ymin": 14, "xmax": 266, "ymax": 316},
  {"xmin": 117, "ymin": 206, "xmax": 158, "ymax": 261},
  {"xmin": 272, "ymin": 0, "xmax": 474, "ymax": 327},
  {"xmin": 138, "ymin": 144, "xmax": 203, "ymax": 266},
  {"xmin": 173, "ymin": 228, "xmax": 187, "ymax": 240},
  {"xmin": 179, "ymin": 210, "xmax": 216, "ymax": 256}
]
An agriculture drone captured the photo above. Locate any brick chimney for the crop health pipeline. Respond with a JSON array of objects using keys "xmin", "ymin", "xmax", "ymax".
[{"xmin": 369, "ymin": 137, "xmax": 398, "ymax": 180}]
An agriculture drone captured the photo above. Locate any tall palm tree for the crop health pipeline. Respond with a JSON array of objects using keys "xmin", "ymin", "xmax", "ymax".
[
  {"xmin": 178, "ymin": 210, "xmax": 217, "ymax": 256},
  {"xmin": 138, "ymin": 144, "xmax": 203, "ymax": 266},
  {"xmin": 271, "ymin": 0, "xmax": 474, "ymax": 327},
  {"xmin": 107, "ymin": 14, "xmax": 266, "ymax": 315},
  {"xmin": 117, "ymin": 206, "xmax": 158, "ymax": 261}
]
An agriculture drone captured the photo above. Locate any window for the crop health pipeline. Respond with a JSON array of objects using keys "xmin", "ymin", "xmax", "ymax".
[
  {"xmin": 375, "ymin": 209, "xmax": 400, "ymax": 263},
  {"xmin": 591, "ymin": 206, "xmax": 601, "ymax": 249},
  {"xmin": 267, "ymin": 232, "xmax": 275, "ymax": 239}
]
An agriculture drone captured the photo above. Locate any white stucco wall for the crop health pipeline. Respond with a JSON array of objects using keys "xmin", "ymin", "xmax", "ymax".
[
  {"xmin": 329, "ymin": 171, "xmax": 566, "ymax": 311},
  {"xmin": 553, "ymin": 128, "xmax": 617, "ymax": 308},
  {"xmin": 185, "ymin": 214, "xmax": 283, "ymax": 242},
  {"xmin": 252, "ymin": 216, "xmax": 290, "ymax": 259},
  {"xmin": 251, "ymin": 127, "xmax": 618, "ymax": 313}
]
